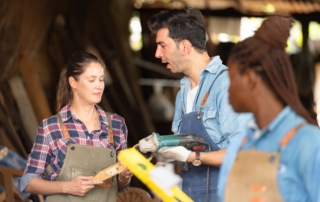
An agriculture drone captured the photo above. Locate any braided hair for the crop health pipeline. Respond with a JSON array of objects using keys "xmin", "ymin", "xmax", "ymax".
[{"xmin": 228, "ymin": 16, "xmax": 317, "ymax": 125}]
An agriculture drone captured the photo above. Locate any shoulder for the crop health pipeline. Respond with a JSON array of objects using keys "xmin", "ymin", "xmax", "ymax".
[
  {"xmin": 205, "ymin": 56, "xmax": 228, "ymax": 75},
  {"xmin": 110, "ymin": 113, "xmax": 126, "ymax": 123},
  {"xmin": 294, "ymin": 124, "xmax": 320, "ymax": 148},
  {"xmin": 40, "ymin": 114, "xmax": 60, "ymax": 128},
  {"xmin": 282, "ymin": 123, "xmax": 320, "ymax": 163},
  {"xmin": 35, "ymin": 114, "xmax": 62, "ymax": 141},
  {"xmin": 96, "ymin": 105, "xmax": 126, "ymax": 124}
]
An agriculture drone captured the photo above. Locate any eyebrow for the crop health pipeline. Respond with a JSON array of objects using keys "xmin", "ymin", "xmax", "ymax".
[
  {"xmin": 87, "ymin": 75, "xmax": 104, "ymax": 78},
  {"xmin": 156, "ymin": 41, "xmax": 165, "ymax": 45}
]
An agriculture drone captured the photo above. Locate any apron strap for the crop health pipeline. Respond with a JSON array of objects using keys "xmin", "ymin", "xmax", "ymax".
[
  {"xmin": 195, "ymin": 70, "xmax": 227, "ymax": 119},
  {"xmin": 56, "ymin": 113, "xmax": 70, "ymax": 141},
  {"xmin": 200, "ymin": 92, "xmax": 209, "ymax": 107},
  {"xmin": 106, "ymin": 113, "xmax": 114, "ymax": 145},
  {"xmin": 278, "ymin": 122, "xmax": 306, "ymax": 150}
]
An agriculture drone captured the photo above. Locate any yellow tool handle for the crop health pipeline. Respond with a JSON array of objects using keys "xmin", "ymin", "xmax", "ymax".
[
  {"xmin": 90, "ymin": 162, "xmax": 126, "ymax": 181},
  {"xmin": 118, "ymin": 148, "xmax": 193, "ymax": 202}
]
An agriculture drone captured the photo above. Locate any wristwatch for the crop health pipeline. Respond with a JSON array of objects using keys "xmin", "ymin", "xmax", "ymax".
[{"xmin": 192, "ymin": 151, "xmax": 201, "ymax": 166}]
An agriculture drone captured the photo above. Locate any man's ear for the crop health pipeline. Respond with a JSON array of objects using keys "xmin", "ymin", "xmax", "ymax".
[
  {"xmin": 68, "ymin": 76, "xmax": 77, "ymax": 89},
  {"xmin": 181, "ymin": 40, "xmax": 192, "ymax": 55}
]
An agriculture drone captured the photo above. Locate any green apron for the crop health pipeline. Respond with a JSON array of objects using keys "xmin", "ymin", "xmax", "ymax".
[{"xmin": 46, "ymin": 113, "xmax": 117, "ymax": 202}]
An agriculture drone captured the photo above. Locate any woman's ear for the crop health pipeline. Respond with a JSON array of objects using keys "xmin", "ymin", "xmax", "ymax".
[
  {"xmin": 245, "ymin": 69, "xmax": 259, "ymax": 90},
  {"xmin": 68, "ymin": 76, "xmax": 76, "ymax": 89}
]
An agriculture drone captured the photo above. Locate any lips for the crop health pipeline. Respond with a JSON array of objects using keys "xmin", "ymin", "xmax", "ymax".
[{"xmin": 93, "ymin": 92, "xmax": 102, "ymax": 96}]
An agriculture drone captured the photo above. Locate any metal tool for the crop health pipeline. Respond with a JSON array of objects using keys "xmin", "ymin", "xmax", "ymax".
[{"xmin": 138, "ymin": 132, "xmax": 209, "ymax": 153}]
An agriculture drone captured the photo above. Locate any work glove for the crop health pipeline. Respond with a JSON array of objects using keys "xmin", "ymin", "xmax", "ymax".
[
  {"xmin": 139, "ymin": 133, "xmax": 159, "ymax": 153},
  {"xmin": 158, "ymin": 146, "xmax": 191, "ymax": 162}
]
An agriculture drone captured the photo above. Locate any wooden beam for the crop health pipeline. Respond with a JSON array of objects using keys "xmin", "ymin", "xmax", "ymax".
[{"xmin": 19, "ymin": 54, "xmax": 52, "ymax": 122}]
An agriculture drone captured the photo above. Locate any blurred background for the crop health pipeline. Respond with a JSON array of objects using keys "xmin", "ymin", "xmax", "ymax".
[{"xmin": 0, "ymin": 0, "xmax": 320, "ymax": 197}]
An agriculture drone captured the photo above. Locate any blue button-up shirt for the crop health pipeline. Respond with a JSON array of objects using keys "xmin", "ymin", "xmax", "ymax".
[
  {"xmin": 172, "ymin": 56, "xmax": 251, "ymax": 148},
  {"xmin": 218, "ymin": 106, "xmax": 320, "ymax": 202}
]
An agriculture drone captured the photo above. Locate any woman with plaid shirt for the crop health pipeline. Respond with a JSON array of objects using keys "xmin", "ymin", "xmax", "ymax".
[{"xmin": 19, "ymin": 51, "xmax": 132, "ymax": 201}]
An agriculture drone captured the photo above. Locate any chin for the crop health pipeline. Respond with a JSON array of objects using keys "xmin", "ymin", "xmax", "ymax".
[{"xmin": 91, "ymin": 98, "xmax": 102, "ymax": 104}]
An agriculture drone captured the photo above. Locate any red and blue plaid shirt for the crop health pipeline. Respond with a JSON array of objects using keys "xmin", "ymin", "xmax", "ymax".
[{"xmin": 20, "ymin": 105, "xmax": 128, "ymax": 191}]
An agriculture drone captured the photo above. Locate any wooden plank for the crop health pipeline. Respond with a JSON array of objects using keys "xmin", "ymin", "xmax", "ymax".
[
  {"xmin": 8, "ymin": 76, "xmax": 39, "ymax": 142},
  {"xmin": 0, "ymin": 82, "xmax": 32, "ymax": 156}
]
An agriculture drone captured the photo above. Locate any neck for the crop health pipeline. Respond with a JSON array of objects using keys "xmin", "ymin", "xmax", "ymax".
[
  {"xmin": 185, "ymin": 52, "xmax": 211, "ymax": 89},
  {"xmin": 70, "ymin": 102, "xmax": 97, "ymax": 121},
  {"xmin": 252, "ymin": 93, "xmax": 285, "ymax": 129}
]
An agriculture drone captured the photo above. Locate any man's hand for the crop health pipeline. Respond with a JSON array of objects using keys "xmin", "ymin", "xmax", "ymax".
[
  {"xmin": 158, "ymin": 146, "xmax": 191, "ymax": 162},
  {"xmin": 63, "ymin": 176, "xmax": 102, "ymax": 196},
  {"xmin": 139, "ymin": 133, "xmax": 159, "ymax": 153}
]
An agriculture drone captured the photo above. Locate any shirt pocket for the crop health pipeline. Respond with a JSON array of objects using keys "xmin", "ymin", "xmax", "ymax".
[
  {"xmin": 202, "ymin": 108, "xmax": 217, "ymax": 122},
  {"xmin": 202, "ymin": 109, "xmax": 219, "ymax": 143}
]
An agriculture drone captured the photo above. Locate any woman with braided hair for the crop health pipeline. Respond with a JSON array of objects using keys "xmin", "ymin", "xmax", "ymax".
[{"xmin": 218, "ymin": 16, "xmax": 320, "ymax": 202}]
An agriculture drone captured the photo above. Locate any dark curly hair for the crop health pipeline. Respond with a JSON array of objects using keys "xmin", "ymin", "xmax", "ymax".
[{"xmin": 148, "ymin": 8, "xmax": 207, "ymax": 53}]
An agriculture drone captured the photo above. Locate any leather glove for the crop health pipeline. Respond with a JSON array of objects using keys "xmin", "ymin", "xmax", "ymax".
[
  {"xmin": 158, "ymin": 146, "xmax": 191, "ymax": 162},
  {"xmin": 139, "ymin": 133, "xmax": 159, "ymax": 153}
]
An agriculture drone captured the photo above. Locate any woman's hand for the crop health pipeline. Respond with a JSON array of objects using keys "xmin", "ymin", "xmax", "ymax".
[
  {"xmin": 64, "ymin": 176, "xmax": 103, "ymax": 196},
  {"xmin": 118, "ymin": 168, "xmax": 133, "ymax": 184}
]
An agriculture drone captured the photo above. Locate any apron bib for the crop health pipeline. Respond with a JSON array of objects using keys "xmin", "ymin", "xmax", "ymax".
[
  {"xmin": 179, "ymin": 73, "xmax": 224, "ymax": 202},
  {"xmin": 180, "ymin": 111, "xmax": 220, "ymax": 202},
  {"xmin": 46, "ymin": 113, "xmax": 117, "ymax": 202},
  {"xmin": 224, "ymin": 122, "xmax": 305, "ymax": 202}
]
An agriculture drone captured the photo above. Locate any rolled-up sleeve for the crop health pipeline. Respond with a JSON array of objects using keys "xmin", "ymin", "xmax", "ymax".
[
  {"xmin": 19, "ymin": 173, "xmax": 41, "ymax": 192},
  {"xmin": 19, "ymin": 121, "xmax": 50, "ymax": 192}
]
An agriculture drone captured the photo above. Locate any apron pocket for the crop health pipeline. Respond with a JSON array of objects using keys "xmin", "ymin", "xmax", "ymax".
[{"xmin": 69, "ymin": 168, "xmax": 97, "ymax": 201}]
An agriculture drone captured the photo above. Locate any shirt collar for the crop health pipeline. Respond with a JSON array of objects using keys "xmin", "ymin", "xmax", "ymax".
[
  {"xmin": 58, "ymin": 104, "xmax": 109, "ymax": 126},
  {"xmin": 203, "ymin": 56, "xmax": 224, "ymax": 74},
  {"xmin": 248, "ymin": 105, "xmax": 292, "ymax": 139},
  {"xmin": 180, "ymin": 56, "xmax": 225, "ymax": 86}
]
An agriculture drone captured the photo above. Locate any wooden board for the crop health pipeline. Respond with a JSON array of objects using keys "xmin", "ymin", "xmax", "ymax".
[{"xmin": 90, "ymin": 162, "xmax": 126, "ymax": 181}]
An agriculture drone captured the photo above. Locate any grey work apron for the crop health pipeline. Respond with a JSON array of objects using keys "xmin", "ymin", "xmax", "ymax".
[
  {"xmin": 46, "ymin": 113, "xmax": 117, "ymax": 202},
  {"xmin": 224, "ymin": 122, "xmax": 305, "ymax": 202},
  {"xmin": 179, "ymin": 73, "xmax": 224, "ymax": 202}
]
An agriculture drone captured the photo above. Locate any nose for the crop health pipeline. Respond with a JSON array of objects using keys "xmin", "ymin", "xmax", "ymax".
[
  {"xmin": 96, "ymin": 80, "xmax": 104, "ymax": 89},
  {"xmin": 155, "ymin": 46, "xmax": 162, "ymax": 58}
]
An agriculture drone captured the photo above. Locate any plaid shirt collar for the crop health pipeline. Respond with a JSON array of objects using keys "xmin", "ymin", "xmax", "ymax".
[{"xmin": 58, "ymin": 104, "xmax": 109, "ymax": 128}]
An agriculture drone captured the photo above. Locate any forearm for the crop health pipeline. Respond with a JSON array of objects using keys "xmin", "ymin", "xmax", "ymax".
[
  {"xmin": 186, "ymin": 148, "xmax": 226, "ymax": 167},
  {"xmin": 25, "ymin": 178, "xmax": 69, "ymax": 195}
]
